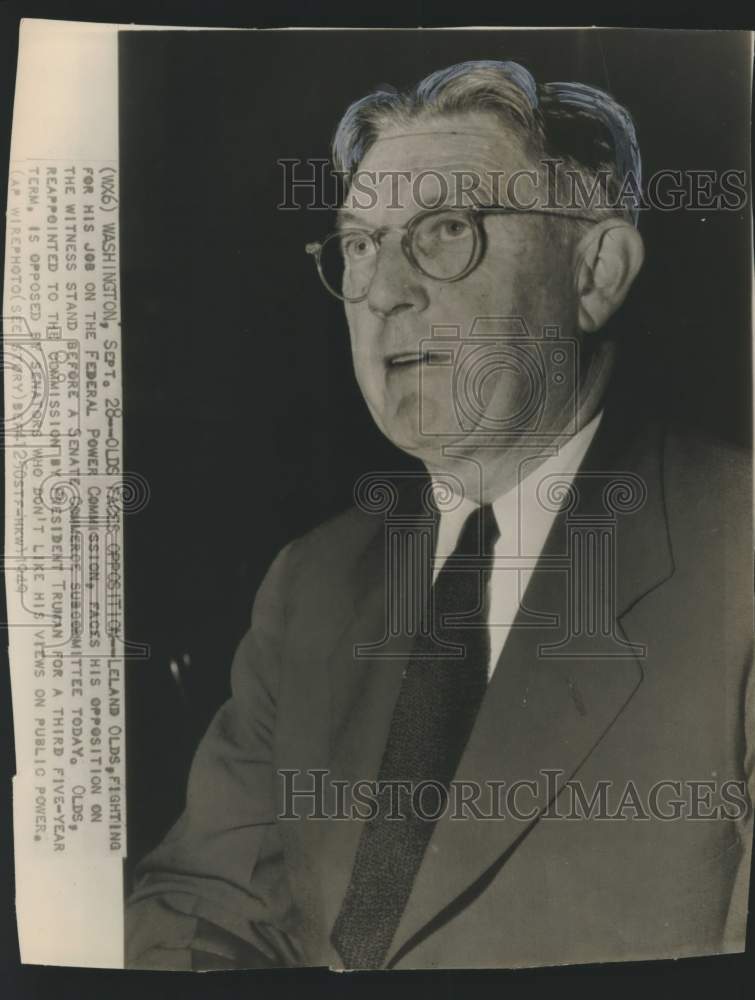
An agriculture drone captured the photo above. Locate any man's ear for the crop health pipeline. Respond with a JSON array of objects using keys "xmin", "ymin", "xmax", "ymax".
[{"xmin": 574, "ymin": 219, "xmax": 645, "ymax": 333}]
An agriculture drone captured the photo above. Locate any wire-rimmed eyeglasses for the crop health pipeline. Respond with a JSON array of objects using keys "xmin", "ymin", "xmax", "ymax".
[{"xmin": 305, "ymin": 205, "xmax": 596, "ymax": 303}]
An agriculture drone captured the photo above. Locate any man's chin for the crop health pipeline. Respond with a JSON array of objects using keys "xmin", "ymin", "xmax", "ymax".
[
  {"xmin": 378, "ymin": 394, "xmax": 456, "ymax": 459},
  {"xmin": 381, "ymin": 423, "xmax": 431, "ymax": 459},
  {"xmin": 380, "ymin": 418, "xmax": 470, "ymax": 466}
]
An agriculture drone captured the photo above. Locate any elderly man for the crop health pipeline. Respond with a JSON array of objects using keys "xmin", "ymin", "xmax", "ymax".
[{"xmin": 127, "ymin": 60, "xmax": 752, "ymax": 971}]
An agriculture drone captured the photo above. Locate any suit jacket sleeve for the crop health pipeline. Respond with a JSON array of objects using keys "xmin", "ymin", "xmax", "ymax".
[{"xmin": 126, "ymin": 542, "xmax": 301, "ymax": 970}]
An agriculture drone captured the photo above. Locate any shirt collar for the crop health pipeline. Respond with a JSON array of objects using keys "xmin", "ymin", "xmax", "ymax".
[{"xmin": 431, "ymin": 410, "xmax": 605, "ymax": 557}]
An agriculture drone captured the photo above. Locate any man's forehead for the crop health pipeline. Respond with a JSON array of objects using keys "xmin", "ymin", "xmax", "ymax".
[
  {"xmin": 342, "ymin": 117, "xmax": 533, "ymax": 217},
  {"xmin": 364, "ymin": 119, "xmax": 520, "ymax": 158}
]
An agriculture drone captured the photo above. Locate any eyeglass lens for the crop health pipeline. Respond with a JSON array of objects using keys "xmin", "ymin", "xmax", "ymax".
[{"xmin": 319, "ymin": 210, "xmax": 478, "ymax": 301}]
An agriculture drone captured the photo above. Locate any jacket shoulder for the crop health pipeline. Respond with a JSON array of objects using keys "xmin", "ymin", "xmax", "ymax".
[
  {"xmin": 664, "ymin": 422, "xmax": 749, "ymax": 474},
  {"xmin": 662, "ymin": 423, "xmax": 751, "ymax": 521},
  {"xmin": 660, "ymin": 424, "xmax": 752, "ymax": 610},
  {"xmin": 281, "ymin": 503, "xmax": 380, "ymax": 592}
]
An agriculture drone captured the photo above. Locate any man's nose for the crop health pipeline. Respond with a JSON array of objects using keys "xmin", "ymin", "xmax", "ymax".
[{"xmin": 366, "ymin": 235, "xmax": 429, "ymax": 318}]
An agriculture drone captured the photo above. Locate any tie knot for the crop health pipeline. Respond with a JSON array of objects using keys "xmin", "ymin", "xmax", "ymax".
[{"xmin": 454, "ymin": 502, "xmax": 499, "ymax": 559}]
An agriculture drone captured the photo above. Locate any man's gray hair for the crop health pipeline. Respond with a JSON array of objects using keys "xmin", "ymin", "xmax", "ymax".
[{"xmin": 332, "ymin": 60, "xmax": 642, "ymax": 225}]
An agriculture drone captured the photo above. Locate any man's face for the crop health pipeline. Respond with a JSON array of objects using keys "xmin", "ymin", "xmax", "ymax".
[{"xmin": 341, "ymin": 112, "xmax": 582, "ymax": 464}]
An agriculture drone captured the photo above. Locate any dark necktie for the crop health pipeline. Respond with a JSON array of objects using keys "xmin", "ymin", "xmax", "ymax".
[{"xmin": 331, "ymin": 502, "xmax": 500, "ymax": 969}]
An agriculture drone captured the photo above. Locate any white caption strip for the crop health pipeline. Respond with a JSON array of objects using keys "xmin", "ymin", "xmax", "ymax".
[{"xmin": 3, "ymin": 20, "xmax": 125, "ymax": 967}]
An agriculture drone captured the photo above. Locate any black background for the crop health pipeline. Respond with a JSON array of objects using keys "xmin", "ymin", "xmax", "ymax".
[{"xmin": 0, "ymin": 5, "xmax": 753, "ymax": 1000}]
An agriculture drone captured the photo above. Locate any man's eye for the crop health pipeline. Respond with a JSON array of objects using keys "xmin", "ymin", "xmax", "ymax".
[
  {"xmin": 341, "ymin": 236, "xmax": 374, "ymax": 260},
  {"xmin": 438, "ymin": 218, "xmax": 472, "ymax": 240}
]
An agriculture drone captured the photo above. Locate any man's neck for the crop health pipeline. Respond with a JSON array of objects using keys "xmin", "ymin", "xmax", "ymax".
[{"xmin": 424, "ymin": 401, "xmax": 605, "ymax": 507}]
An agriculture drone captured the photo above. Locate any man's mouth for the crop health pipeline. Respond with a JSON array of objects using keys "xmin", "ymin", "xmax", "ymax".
[{"xmin": 386, "ymin": 350, "xmax": 445, "ymax": 370}]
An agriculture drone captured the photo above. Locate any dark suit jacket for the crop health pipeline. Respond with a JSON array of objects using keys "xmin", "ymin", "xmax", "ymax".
[{"xmin": 127, "ymin": 405, "xmax": 753, "ymax": 970}]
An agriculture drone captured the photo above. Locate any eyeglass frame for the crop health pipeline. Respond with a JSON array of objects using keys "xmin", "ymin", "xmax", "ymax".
[{"xmin": 304, "ymin": 204, "xmax": 598, "ymax": 303}]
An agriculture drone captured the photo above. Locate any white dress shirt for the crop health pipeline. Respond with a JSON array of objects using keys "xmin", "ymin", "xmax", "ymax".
[{"xmin": 432, "ymin": 412, "xmax": 603, "ymax": 679}]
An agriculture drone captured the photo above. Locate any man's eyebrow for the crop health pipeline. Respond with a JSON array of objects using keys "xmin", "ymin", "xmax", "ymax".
[{"xmin": 336, "ymin": 210, "xmax": 366, "ymax": 229}]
